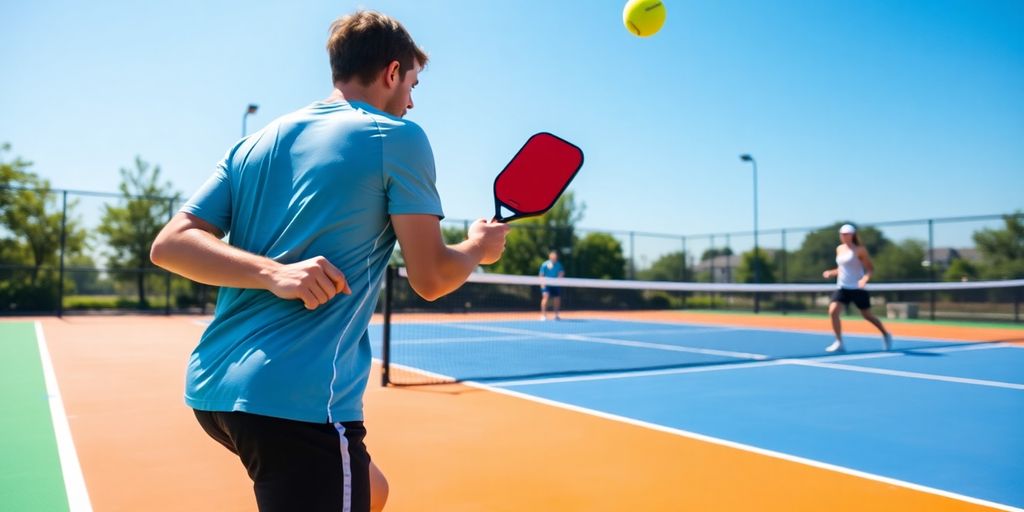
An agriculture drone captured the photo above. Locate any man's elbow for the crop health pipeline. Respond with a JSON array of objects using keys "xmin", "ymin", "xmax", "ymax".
[
  {"xmin": 406, "ymin": 273, "xmax": 446, "ymax": 302},
  {"xmin": 149, "ymin": 231, "xmax": 176, "ymax": 270},
  {"xmin": 149, "ymin": 239, "xmax": 168, "ymax": 269},
  {"xmin": 411, "ymin": 281, "xmax": 444, "ymax": 302}
]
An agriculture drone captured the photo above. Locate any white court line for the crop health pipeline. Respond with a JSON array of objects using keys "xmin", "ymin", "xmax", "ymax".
[
  {"xmin": 494, "ymin": 343, "xmax": 1015, "ymax": 387},
  {"xmin": 913, "ymin": 342, "xmax": 1018, "ymax": 354},
  {"xmin": 392, "ymin": 334, "xmax": 533, "ymax": 346},
  {"xmin": 569, "ymin": 326, "xmax": 746, "ymax": 338},
  {"xmin": 446, "ymin": 322, "xmax": 770, "ymax": 361},
  {"xmin": 464, "ymin": 379, "xmax": 1024, "ymax": 512},
  {"xmin": 491, "ymin": 360, "xmax": 789, "ymax": 387},
  {"xmin": 791, "ymin": 359, "xmax": 1024, "ymax": 391},
  {"xmin": 35, "ymin": 321, "xmax": 93, "ymax": 512},
  {"xmin": 390, "ymin": 327, "xmax": 743, "ymax": 346},
  {"xmin": 574, "ymin": 316, "xmax": 1016, "ymax": 345}
]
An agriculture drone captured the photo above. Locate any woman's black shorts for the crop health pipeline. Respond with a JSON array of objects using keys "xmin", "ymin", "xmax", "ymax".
[{"xmin": 831, "ymin": 288, "xmax": 871, "ymax": 310}]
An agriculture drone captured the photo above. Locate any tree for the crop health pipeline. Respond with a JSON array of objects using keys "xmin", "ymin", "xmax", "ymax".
[
  {"xmin": 735, "ymin": 248, "xmax": 777, "ymax": 283},
  {"xmin": 491, "ymin": 192, "xmax": 582, "ymax": 276},
  {"xmin": 943, "ymin": 258, "xmax": 979, "ymax": 282},
  {"xmin": 1, "ymin": 143, "xmax": 34, "ymax": 214},
  {"xmin": 441, "ymin": 224, "xmax": 467, "ymax": 245},
  {"xmin": 98, "ymin": 157, "xmax": 178, "ymax": 307},
  {"xmin": 700, "ymin": 247, "xmax": 732, "ymax": 261},
  {"xmin": 574, "ymin": 232, "xmax": 626, "ymax": 279},
  {"xmin": 638, "ymin": 250, "xmax": 689, "ymax": 281},
  {"xmin": 789, "ymin": 222, "xmax": 889, "ymax": 281},
  {"xmin": 873, "ymin": 239, "xmax": 928, "ymax": 282},
  {"xmin": 391, "ymin": 224, "xmax": 470, "ymax": 268},
  {"xmin": 2, "ymin": 179, "xmax": 87, "ymax": 283},
  {"xmin": 0, "ymin": 144, "xmax": 88, "ymax": 310},
  {"xmin": 973, "ymin": 213, "xmax": 1024, "ymax": 279}
]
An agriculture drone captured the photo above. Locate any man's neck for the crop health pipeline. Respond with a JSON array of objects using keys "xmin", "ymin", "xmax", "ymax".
[{"xmin": 326, "ymin": 83, "xmax": 385, "ymax": 111}]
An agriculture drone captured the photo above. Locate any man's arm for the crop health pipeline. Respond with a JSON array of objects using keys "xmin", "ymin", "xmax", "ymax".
[
  {"xmin": 392, "ymin": 215, "xmax": 508, "ymax": 301},
  {"xmin": 150, "ymin": 212, "xmax": 350, "ymax": 310}
]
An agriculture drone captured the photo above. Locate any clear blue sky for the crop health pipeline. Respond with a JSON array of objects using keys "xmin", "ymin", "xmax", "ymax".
[{"xmin": 3, "ymin": 0, "xmax": 1022, "ymax": 251}]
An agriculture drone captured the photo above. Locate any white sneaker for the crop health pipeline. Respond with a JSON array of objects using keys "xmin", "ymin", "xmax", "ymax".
[
  {"xmin": 826, "ymin": 340, "xmax": 845, "ymax": 353},
  {"xmin": 882, "ymin": 332, "xmax": 893, "ymax": 351},
  {"xmin": 540, "ymin": 315, "xmax": 548, "ymax": 321}
]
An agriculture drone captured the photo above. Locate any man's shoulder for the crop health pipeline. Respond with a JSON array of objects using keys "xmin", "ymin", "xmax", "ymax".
[
  {"xmin": 349, "ymin": 105, "xmax": 425, "ymax": 137},
  {"xmin": 375, "ymin": 116, "xmax": 429, "ymax": 147}
]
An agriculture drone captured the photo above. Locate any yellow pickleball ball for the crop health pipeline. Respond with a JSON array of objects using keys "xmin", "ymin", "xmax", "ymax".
[{"xmin": 623, "ymin": 0, "xmax": 667, "ymax": 37}]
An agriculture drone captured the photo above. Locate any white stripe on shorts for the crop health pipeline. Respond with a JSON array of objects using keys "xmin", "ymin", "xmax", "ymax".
[{"xmin": 334, "ymin": 423, "xmax": 352, "ymax": 512}]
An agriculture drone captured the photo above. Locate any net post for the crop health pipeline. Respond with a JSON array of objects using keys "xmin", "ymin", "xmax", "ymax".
[
  {"xmin": 928, "ymin": 219, "xmax": 936, "ymax": 321},
  {"xmin": 680, "ymin": 236, "xmax": 686, "ymax": 281},
  {"xmin": 725, "ymin": 234, "xmax": 732, "ymax": 282},
  {"xmin": 57, "ymin": 190, "xmax": 67, "ymax": 318},
  {"xmin": 709, "ymin": 235, "xmax": 716, "ymax": 309},
  {"xmin": 381, "ymin": 265, "xmax": 395, "ymax": 386},
  {"xmin": 629, "ymin": 231, "xmax": 636, "ymax": 279},
  {"xmin": 1015, "ymin": 285, "xmax": 1021, "ymax": 324},
  {"xmin": 780, "ymin": 228, "xmax": 787, "ymax": 315}
]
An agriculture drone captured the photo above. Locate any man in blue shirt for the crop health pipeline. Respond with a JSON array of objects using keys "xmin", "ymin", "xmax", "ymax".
[
  {"xmin": 538, "ymin": 250, "xmax": 565, "ymax": 320},
  {"xmin": 151, "ymin": 11, "xmax": 508, "ymax": 512}
]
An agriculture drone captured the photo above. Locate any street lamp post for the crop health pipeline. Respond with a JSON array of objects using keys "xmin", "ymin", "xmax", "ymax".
[
  {"xmin": 740, "ymin": 154, "xmax": 760, "ymax": 313},
  {"xmin": 242, "ymin": 104, "xmax": 259, "ymax": 137}
]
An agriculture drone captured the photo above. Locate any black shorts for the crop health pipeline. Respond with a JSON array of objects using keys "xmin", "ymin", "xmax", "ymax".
[
  {"xmin": 831, "ymin": 288, "xmax": 871, "ymax": 310},
  {"xmin": 194, "ymin": 410, "xmax": 371, "ymax": 512},
  {"xmin": 541, "ymin": 286, "xmax": 561, "ymax": 297}
]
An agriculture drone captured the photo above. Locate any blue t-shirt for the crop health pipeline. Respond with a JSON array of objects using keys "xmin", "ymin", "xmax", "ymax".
[
  {"xmin": 539, "ymin": 260, "xmax": 564, "ymax": 278},
  {"xmin": 181, "ymin": 100, "xmax": 443, "ymax": 423}
]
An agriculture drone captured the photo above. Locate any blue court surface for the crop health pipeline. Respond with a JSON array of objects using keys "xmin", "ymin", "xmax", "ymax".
[{"xmin": 370, "ymin": 318, "xmax": 1024, "ymax": 510}]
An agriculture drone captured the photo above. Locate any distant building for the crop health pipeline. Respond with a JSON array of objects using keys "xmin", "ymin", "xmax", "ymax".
[
  {"xmin": 692, "ymin": 249, "xmax": 778, "ymax": 283},
  {"xmin": 928, "ymin": 247, "xmax": 981, "ymax": 267}
]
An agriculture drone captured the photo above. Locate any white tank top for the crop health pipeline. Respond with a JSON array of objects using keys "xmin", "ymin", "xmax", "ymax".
[{"xmin": 836, "ymin": 246, "xmax": 865, "ymax": 289}]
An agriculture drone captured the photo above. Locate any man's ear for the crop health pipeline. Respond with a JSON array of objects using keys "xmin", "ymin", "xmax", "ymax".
[{"xmin": 382, "ymin": 60, "xmax": 401, "ymax": 88}]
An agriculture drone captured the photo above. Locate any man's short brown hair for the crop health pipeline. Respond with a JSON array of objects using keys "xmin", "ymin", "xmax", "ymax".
[{"xmin": 327, "ymin": 11, "xmax": 428, "ymax": 86}]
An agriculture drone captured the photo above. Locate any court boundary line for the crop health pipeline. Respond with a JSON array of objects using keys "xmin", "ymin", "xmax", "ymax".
[
  {"xmin": 490, "ymin": 343, "xmax": 1015, "ymax": 387},
  {"xmin": 577, "ymin": 316, "xmax": 1007, "ymax": 345},
  {"xmin": 446, "ymin": 322, "xmax": 770, "ymax": 360},
  {"xmin": 388, "ymin": 326, "xmax": 748, "ymax": 347},
  {"xmin": 392, "ymin": 314, "xmax": 1006, "ymax": 345},
  {"xmin": 466, "ymin": 378, "xmax": 1024, "ymax": 512},
  {"xmin": 792, "ymin": 358, "xmax": 1024, "ymax": 391},
  {"xmin": 392, "ymin": 334, "xmax": 534, "ymax": 345},
  {"xmin": 35, "ymin": 321, "xmax": 93, "ymax": 512}
]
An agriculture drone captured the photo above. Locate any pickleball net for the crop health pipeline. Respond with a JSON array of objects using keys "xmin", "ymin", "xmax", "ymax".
[{"xmin": 379, "ymin": 267, "xmax": 1024, "ymax": 386}]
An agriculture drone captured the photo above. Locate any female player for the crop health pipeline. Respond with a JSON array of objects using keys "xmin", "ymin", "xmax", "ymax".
[{"xmin": 822, "ymin": 224, "xmax": 893, "ymax": 352}]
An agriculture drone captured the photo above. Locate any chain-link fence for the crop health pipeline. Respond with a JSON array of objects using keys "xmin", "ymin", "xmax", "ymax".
[
  {"xmin": 441, "ymin": 212, "xmax": 1022, "ymax": 284},
  {"xmin": 1, "ymin": 184, "xmax": 1020, "ymax": 319},
  {"xmin": 0, "ymin": 185, "xmax": 214, "ymax": 315}
]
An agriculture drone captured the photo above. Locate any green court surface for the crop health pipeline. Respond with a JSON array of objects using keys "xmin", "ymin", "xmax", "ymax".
[{"xmin": 0, "ymin": 322, "xmax": 69, "ymax": 511}]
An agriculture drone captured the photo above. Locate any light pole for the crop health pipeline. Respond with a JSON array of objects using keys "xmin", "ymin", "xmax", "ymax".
[
  {"xmin": 740, "ymin": 154, "xmax": 760, "ymax": 313},
  {"xmin": 242, "ymin": 104, "xmax": 259, "ymax": 137}
]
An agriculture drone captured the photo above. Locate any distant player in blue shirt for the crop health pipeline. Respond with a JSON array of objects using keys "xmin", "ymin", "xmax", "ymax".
[
  {"xmin": 539, "ymin": 250, "xmax": 565, "ymax": 320},
  {"xmin": 150, "ymin": 11, "xmax": 508, "ymax": 512}
]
